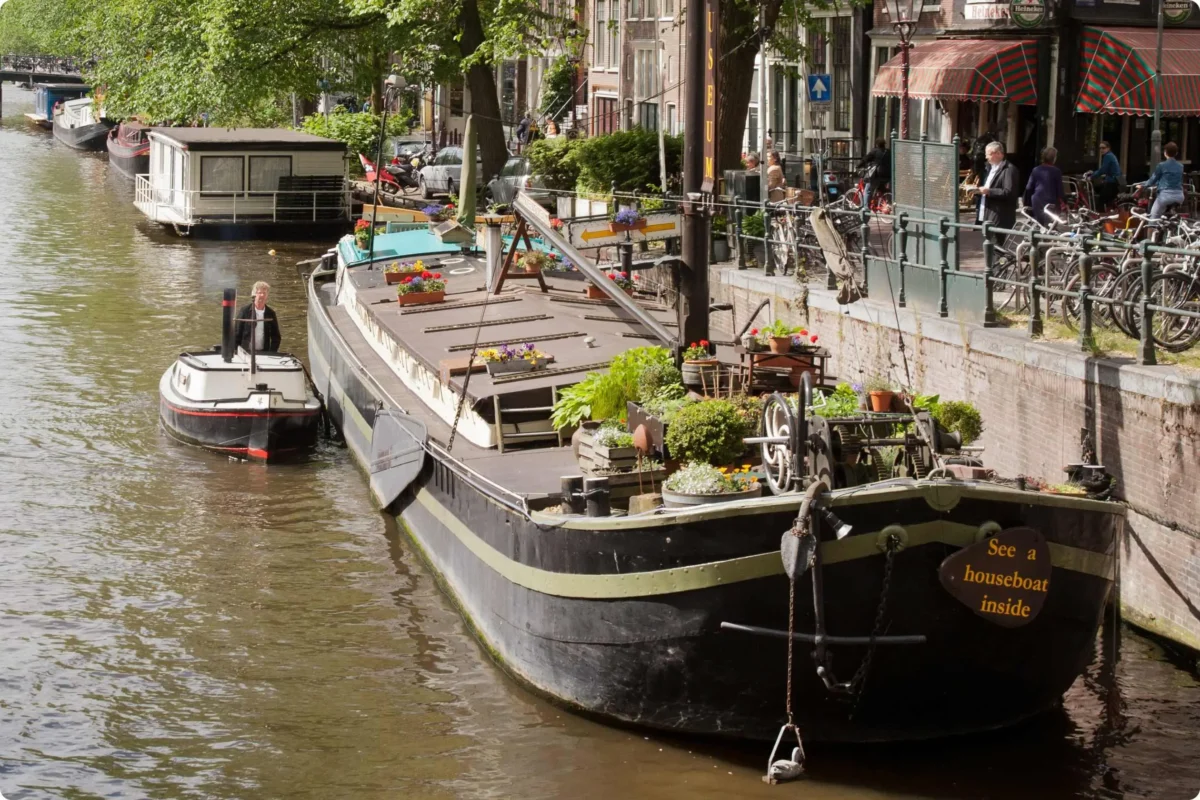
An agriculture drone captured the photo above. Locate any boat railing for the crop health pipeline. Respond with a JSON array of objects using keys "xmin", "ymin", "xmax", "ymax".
[{"xmin": 135, "ymin": 174, "xmax": 351, "ymax": 224}]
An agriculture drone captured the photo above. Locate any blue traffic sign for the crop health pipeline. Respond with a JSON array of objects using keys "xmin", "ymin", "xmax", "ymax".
[{"xmin": 807, "ymin": 73, "xmax": 832, "ymax": 105}]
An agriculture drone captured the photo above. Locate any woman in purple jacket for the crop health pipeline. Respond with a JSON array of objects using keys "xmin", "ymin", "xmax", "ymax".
[{"xmin": 1023, "ymin": 146, "xmax": 1065, "ymax": 227}]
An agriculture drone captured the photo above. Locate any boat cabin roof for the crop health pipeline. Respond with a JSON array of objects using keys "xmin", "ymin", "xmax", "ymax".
[
  {"xmin": 341, "ymin": 235, "xmax": 675, "ymax": 411},
  {"xmin": 62, "ymin": 97, "xmax": 93, "ymax": 110},
  {"xmin": 149, "ymin": 128, "xmax": 346, "ymax": 152}
]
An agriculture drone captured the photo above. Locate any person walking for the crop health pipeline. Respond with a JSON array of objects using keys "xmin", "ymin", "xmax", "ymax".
[
  {"xmin": 1093, "ymin": 141, "xmax": 1123, "ymax": 210},
  {"xmin": 235, "ymin": 281, "xmax": 282, "ymax": 354},
  {"xmin": 975, "ymin": 142, "xmax": 1020, "ymax": 244},
  {"xmin": 861, "ymin": 138, "xmax": 891, "ymax": 204},
  {"xmin": 1023, "ymin": 146, "xmax": 1065, "ymax": 226},
  {"xmin": 766, "ymin": 151, "xmax": 786, "ymax": 201},
  {"xmin": 1137, "ymin": 141, "xmax": 1186, "ymax": 219},
  {"xmin": 515, "ymin": 113, "xmax": 532, "ymax": 151}
]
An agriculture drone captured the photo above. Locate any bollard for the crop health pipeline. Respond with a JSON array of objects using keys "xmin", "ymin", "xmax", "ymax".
[
  {"xmin": 1138, "ymin": 241, "xmax": 1157, "ymax": 365},
  {"xmin": 938, "ymin": 218, "xmax": 950, "ymax": 317},
  {"xmin": 826, "ymin": 208, "xmax": 838, "ymax": 290},
  {"xmin": 1027, "ymin": 230, "xmax": 1042, "ymax": 336},
  {"xmin": 764, "ymin": 208, "xmax": 775, "ymax": 277},
  {"xmin": 982, "ymin": 222, "xmax": 996, "ymax": 325},
  {"xmin": 736, "ymin": 207, "xmax": 747, "ymax": 270},
  {"xmin": 1079, "ymin": 242, "xmax": 1094, "ymax": 352},
  {"xmin": 561, "ymin": 476, "xmax": 585, "ymax": 515},
  {"xmin": 583, "ymin": 476, "xmax": 611, "ymax": 517},
  {"xmin": 859, "ymin": 205, "xmax": 871, "ymax": 297},
  {"xmin": 896, "ymin": 213, "xmax": 909, "ymax": 307}
]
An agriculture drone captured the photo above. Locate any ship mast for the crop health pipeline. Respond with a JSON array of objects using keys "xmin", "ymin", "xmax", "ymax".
[{"xmin": 679, "ymin": 0, "xmax": 715, "ymax": 346}]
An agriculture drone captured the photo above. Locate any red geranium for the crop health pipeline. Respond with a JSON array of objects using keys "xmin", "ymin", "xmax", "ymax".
[
  {"xmin": 422, "ymin": 270, "xmax": 433, "ymax": 279},
  {"xmin": 799, "ymin": 329, "xmax": 808, "ymax": 336},
  {"xmin": 402, "ymin": 275, "xmax": 413, "ymax": 283},
  {"xmin": 700, "ymin": 339, "xmax": 709, "ymax": 347},
  {"xmin": 608, "ymin": 273, "xmax": 616, "ymax": 280},
  {"xmin": 810, "ymin": 334, "xmax": 819, "ymax": 343},
  {"xmin": 433, "ymin": 272, "xmax": 442, "ymax": 279},
  {"xmin": 750, "ymin": 328, "xmax": 758, "ymax": 335}
]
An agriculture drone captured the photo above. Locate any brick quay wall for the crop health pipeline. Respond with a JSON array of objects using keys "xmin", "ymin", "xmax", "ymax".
[{"xmin": 668, "ymin": 264, "xmax": 1200, "ymax": 650}]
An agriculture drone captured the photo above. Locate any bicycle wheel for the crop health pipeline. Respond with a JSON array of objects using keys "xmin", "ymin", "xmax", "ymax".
[
  {"xmin": 1060, "ymin": 262, "xmax": 1122, "ymax": 328},
  {"xmin": 1109, "ymin": 269, "xmax": 1146, "ymax": 339},
  {"xmin": 1147, "ymin": 271, "xmax": 1200, "ymax": 351}
]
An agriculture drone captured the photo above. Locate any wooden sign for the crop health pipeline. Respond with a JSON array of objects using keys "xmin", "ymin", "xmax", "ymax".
[
  {"xmin": 938, "ymin": 527, "xmax": 1051, "ymax": 628},
  {"xmin": 702, "ymin": 0, "xmax": 719, "ymax": 193}
]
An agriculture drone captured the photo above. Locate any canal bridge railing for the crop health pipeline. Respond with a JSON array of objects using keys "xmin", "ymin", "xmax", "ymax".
[{"xmin": 0, "ymin": 54, "xmax": 88, "ymax": 85}]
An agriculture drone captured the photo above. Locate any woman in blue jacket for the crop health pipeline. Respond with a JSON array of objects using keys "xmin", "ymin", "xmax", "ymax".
[
  {"xmin": 1023, "ymin": 146, "xmax": 1065, "ymax": 226},
  {"xmin": 1137, "ymin": 142, "xmax": 1186, "ymax": 219}
]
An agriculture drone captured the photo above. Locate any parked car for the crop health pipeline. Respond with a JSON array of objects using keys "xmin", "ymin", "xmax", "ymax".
[
  {"xmin": 418, "ymin": 147, "xmax": 483, "ymax": 199},
  {"xmin": 486, "ymin": 156, "xmax": 555, "ymax": 209},
  {"xmin": 388, "ymin": 135, "xmax": 428, "ymax": 161}
]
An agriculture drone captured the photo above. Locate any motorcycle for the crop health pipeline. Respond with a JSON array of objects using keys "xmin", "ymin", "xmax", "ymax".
[
  {"xmin": 385, "ymin": 150, "xmax": 427, "ymax": 192},
  {"xmin": 359, "ymin": 153, "xmax": 402, "ymax": 196}
]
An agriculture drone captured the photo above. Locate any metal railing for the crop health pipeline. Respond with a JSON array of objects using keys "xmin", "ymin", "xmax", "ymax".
[
  {"xmin": 134, "ymin": 174, "xmax": 351, "ymax": 225},
  {"xmin": 0, "ymin": 54, "xmax": 88, "ymax": 75}
]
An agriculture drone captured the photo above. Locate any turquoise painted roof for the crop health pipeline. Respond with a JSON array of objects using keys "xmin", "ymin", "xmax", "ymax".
[{"xmin": 340, "ymin": 230, "xmax": 468, "ymax": 266}]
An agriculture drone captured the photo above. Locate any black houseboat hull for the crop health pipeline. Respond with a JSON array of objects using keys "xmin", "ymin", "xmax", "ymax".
[
  {"xmin": 106, "ymin": 139, "xmax": 149, "ymax": 178},
  {"xmin": 53, "ymin": 119, "xmax": 114, "ymax": 151},
  {"xmin": 307, "ymin": 274, "xmax": 1123, "ymax": 742},
  {"xmin": 159, "ymin": 399, "xmax": 320, "ymax": 461}
]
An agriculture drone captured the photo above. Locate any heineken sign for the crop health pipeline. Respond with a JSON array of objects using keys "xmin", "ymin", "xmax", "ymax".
[
  {"xmin": 1163, "ymin": 0, "xmax": 1192, "ymax": 24},
  {"xmin": 1011, "ymin": 0, "xmax": 1047, "ymax": 27}
]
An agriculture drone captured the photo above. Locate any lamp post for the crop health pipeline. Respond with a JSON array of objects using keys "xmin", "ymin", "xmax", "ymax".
[
  {"xmin": 889, "ymin": 0, "xmax": 919, "ymax": 139},
  {"xmin": 1151, "ymin": 0, "xmax": 1164, "ymax": 169},
  {"xmin": 368, "ymin": 73, "xmax": 408, "ymax": 265}
]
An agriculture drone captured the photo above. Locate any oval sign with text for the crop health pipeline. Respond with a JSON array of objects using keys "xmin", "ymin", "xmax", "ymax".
[{"xmin": 939, "ymin": 527, "xmax": 1051, "ymax": 628}]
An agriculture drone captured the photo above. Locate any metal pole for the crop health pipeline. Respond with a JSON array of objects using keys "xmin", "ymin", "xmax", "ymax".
[
  {"xmin": 368, "ymin": 91, "xmax": 391, "ymax": 265},
  {"xmin": 679, "ymin": 0, "xmax": 710, "ymax": 347},
  {"xmin": 758, "ymin": 4, "xmax": 772, "ymax": 275},
  {"xmin": 658, "ymin": 43, "xmax": 668, "ymax": 189},
  {"xmin": 899, "ymin": 32, "xmax": 911, "ymax": 140},
  {"xmin": 1151, "ymin": 0, "xmax": 1164, "ymax": 170}
]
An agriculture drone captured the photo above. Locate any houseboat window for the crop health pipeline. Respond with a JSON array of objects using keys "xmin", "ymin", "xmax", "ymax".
[
  {"xmin": 249, "ymin": 156, "xmax": 292, "ymax": 192},
  {"xmin": 201, "ymin": 156, "xmax": 245, "ymax": 194}
]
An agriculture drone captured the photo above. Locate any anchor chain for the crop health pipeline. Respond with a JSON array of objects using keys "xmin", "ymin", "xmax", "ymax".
[{"xmin": 848, "ymin": 532, "xmax": 900, "ymax": 717}]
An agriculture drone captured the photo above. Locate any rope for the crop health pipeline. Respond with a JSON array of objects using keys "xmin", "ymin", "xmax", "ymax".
[{"xmin": 447, "ymin": 286, "xmax": 496, "ymax": 453}]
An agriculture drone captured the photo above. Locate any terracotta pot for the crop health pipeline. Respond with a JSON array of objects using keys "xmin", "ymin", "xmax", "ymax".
[
  {"xmin": 586, "ymin": 284, "xmax": 633, "ymax": 300},
  {"xmin": 768, "ymin": 336, "xmax": 792, "ymax": 354},
  {"xmin": 396, "ymin": 290, "xmax": 446, "ymax": 306},
  {"xmin": 384, "ymin": 271, "xmax": 407, "ymax": 285},
  {"xmin": 869, "ymin": 390, "xmax": 894, "ymax": 412}
]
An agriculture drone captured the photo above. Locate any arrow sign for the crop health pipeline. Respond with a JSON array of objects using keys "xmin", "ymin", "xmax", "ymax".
[{"xmin": 807, "ymin": 73, "xmax": 832, "ymax": 105}]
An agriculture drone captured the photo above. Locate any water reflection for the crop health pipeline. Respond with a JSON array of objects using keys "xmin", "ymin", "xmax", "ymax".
[{"xmin": 0, "ymin": 84, "xmax": 1196, "ymax": 800}]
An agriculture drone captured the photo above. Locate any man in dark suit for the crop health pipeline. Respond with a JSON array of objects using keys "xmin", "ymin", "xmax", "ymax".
[
  {"xmin": 975, "ymin": 141, "xmax": 1020, "ymax": 246},
  {"xmin": 235, "ymin": 281, "xmax": 281, "ymax": 354}
]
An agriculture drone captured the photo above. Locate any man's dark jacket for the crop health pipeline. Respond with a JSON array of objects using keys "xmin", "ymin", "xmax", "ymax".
[
  {"xmin": 234, "ymin": 303, "xmax": 281, "ymax": 353},
  {"xmin": 977, "ymin": 160, "xmax": 1021, "ymax": 229}
]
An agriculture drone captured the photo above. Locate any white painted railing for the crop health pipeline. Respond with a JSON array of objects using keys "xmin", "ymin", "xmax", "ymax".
[{"xmin": 133, "ymin": 174, "xmax": 351, "ymax": 226}]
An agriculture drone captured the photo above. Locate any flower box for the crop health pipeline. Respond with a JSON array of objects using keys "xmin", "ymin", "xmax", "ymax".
[
  {"xmin": 586, "ymin": 284, "xmax": 633, "ymax": 300},
  {"xmin": 396, "ymin": 290, "xmax": 445, "ymax": 306},
  {"xmin": 385, "ymin": 271, "xmax": 415, "ymax": 285},
  {"xmin": 662, "ymin": 483, "xmax": 763, "ymax": 509},
  {"xmin": 575, "ymin": 422, "xmax": 641, "ymax": 471},
  {"xmin": 485, "ymin": 358, "xmax": 544, "ymax": 376},
  {"xmin": 608, "ymin": 218, "xmax": 647, "ymax": 233}
]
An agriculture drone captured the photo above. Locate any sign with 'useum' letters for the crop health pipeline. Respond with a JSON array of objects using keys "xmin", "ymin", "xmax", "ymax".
[{"xmin": 939, "ymin": 527, "xmax": 1052, "ymax": 628}]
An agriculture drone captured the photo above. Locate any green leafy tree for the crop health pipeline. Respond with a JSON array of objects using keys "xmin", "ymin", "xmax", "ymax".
[
  {"xmin": 301, "ymin": 108, "xmax": 413, "ymax": 174},
  {"xmin": 574, "ymin": 128, "xmax": 682, "ymax": 193},
  {"xmin": 524, "ymin": 137, "xmax": 581, "ymax": 191}
]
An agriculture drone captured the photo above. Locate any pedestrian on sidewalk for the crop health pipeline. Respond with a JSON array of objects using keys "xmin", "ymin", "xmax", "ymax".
[
  {"xmin": 1093, "ymin": 141, "xmax": 1123, "ymax": 209},
  {"xmin": 974, "ymin": 142, "xmax": 1020, "ymax": 245},
  {"xmin": 1138, "ymin": 141, "xmax": 1185, "ymax": 219},
  {"xmin": 1023, "ymin": 146, "xmax": 1065, "ymax": 226},
  {"xmin": 766, "ymin": 151, "xmax": 786, "ymax": 201}
]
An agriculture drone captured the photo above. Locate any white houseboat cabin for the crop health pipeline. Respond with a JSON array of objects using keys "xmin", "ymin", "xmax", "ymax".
[{"xmin": 133, "ymin": 128, "xmax": 351, "ymax": 237}]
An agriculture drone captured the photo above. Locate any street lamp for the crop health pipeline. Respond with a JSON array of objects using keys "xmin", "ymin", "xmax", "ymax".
[
  {"xmin": 1151, "ymin": 0, "xmax": 1164, "ymax": 169},
  {"xmin": 368, "ymin": 73, "xmax": 409, "ymax": 265},
  {"xmin": 888, "ymin": 0, "xmax": 919, "ymax": 140}
]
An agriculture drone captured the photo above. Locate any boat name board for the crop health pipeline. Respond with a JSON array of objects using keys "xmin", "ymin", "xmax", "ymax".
[{"xmin": 937, "ymin": 527, "xmax": 1051, "ymax": 628}]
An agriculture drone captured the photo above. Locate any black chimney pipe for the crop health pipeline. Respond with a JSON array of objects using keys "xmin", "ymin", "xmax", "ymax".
[{"xmin": 221, "ymin": 287, "xmax": 236, "ymax": 362}]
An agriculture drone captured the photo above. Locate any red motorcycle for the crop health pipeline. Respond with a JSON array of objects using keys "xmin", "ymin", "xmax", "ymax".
[{"xmin": 359, "ymin": 153, "xmax": 402, "ymax": 196}]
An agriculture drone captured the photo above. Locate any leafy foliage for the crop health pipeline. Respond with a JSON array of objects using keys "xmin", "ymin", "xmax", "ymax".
[
  {"xmin": 636, "ymin": 361, "xmax": 684, "ymax": 403},
  {"xmin": 550, "ymin": 372, "xmax": 601, "ymax": 430},
  {"xmin": 664, "ymin": 462, "xmax": 758, "ymax": 495},
  {"xmin": 742, "ymin": 212, "xmax": 766, "ymax": 239},
  {"xmin": 727, "ymin": 394, "xmax": 764, "ymax": 436},
  {"xmin": 539, "ymin": 53, "xmax": 576, "ymax": 122},
  {"xmin": 814, "ymin": 383, "xmax": 861, "ymax": 418},
  {"xmin": 573, "ymin": 129, "xmax": 683, "ymax": 193},
  {"xmin": 551, "ymin": 347, "xmax": 673, "ymax": 430},
  {"xmin": 594, "ymin": 421, "xmax": 634, "ymax": 449},
  {"xmin": 301, "ymin": 108, "xmax": 412, "ymax": 175},
  {"xmin": 664, "ymin": 400, "xmax": 748, "ymax": 466},
  {"xmin": 933, "ymin": 400, "xmax": 984, "ymax": 445},
  {"xmin": 525, "ymin": 137, "xmax": 582, "ymax": 192}
]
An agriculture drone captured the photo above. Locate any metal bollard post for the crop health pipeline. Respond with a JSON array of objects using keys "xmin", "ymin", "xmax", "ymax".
[
  {"xmin": 1138, "ymin": 241, "xmax": 1157, "ymax": 365},
  {"xmin": 896, "ymin": 213, "xmax": 909, "ymax": 307},
  {"xmin": 1079, "ymin": 241, "xmax": 1094, "ymax": 352},
  {"xmin": 736, "ymin": 207, "xmax": 747, "ymax": 270},
  {"xmin": 1027, "ymin": 230, "xmax": 1042, "ymax": 336},
  {"xmin": 583, "ymin": 476, "xmax": 611, "ymax": 517},
  {"xmin": 859, "ymin": 205, "xmax": 871, "ymax": 297},
  {"xmin": 561, "ymin": 476, "xmax": 585, "ymax": 515},
  {"xmin": 764, "ymin": 208, "xmax": 776, "ymax": 277},
  {"xmin": 938, "ymin": 218, "xmax": 950, "ymax": 317},
  {"xmin": 826, "ymin": 209, "xmax": 839, "ymax": 290},
  {"xmin": 982, "ymin": 222, "xmax": 996, "ymax": 325}
]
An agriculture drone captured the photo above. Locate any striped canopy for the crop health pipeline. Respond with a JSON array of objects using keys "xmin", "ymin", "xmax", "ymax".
[
  {"xmin": 872, "ymin": 39, "xmax": 1038, "ymax": 105},
  {"xmin": 1076, "ymin": 27, "xmax": 1200, "ymax": 116}
]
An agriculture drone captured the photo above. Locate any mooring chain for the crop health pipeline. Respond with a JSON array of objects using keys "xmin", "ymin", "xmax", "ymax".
[
  {"xmin": 783, "ymin": 511, "xmax": 811, "ymax": 727},
  {"xmin": 848, "ymin": 532, "xmax": 900, "ymax": 717}
]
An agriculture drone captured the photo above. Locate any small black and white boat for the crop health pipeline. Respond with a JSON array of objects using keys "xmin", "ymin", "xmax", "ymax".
[
  {"xmin": 52, "ymin": 96, "xmax": 113, "ymax": 151},
  {"xmin": 159, "ymin": 289, "xmax": 322, "ymax": 461}
]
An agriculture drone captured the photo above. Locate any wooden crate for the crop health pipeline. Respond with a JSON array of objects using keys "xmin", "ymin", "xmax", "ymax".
[
  {"xmin": 576, "ymin": 423, "xmax": 640, "ymax": 471},
  {"xmin": 584, "ymin": 466, "xmax": 668, "ymax": 499}
]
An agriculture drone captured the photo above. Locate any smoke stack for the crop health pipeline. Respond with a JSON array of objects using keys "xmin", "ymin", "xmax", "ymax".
[{"xmin": 221, "ymin": 288, "xmax": 236, "ymax": 362}]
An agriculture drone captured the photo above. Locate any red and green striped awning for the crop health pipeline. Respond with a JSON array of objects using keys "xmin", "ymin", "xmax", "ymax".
[
  {"xmin": 1076, "ymin": 27, "xmax": 1200, "ymax": 116},
  {"xmin": 872, "ymin": 39, "xmax": 1038, "ymax": 106}
]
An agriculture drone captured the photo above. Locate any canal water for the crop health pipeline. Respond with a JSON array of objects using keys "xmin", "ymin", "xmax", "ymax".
[{"xmin": 0, "ymin": 85, "xmax": 1196, "ymax": 800}]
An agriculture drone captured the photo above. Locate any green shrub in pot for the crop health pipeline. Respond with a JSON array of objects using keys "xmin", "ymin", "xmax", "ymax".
[{"xmin": 664, "ymin": 399, "xmax": 748, "ymax": 465}]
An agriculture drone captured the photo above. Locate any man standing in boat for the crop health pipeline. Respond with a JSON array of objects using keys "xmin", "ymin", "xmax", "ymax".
[{"xmin": 235, "ymin": 281, "xmax": 281, "ymax": 354}]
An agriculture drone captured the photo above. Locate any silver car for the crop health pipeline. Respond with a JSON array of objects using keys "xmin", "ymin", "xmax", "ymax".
[
  {"xmin": 486, "ymin": 156, "xmax": 554, "ymax": 209},
  {"xmin": 418, "ymin": 147, "xmax": 483, "ymax": 199}
]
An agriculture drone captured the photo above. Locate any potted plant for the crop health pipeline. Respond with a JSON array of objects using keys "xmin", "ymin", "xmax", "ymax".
[
  {"xmin": 354, "ymin": 218, "xmax": 372, "ymax": 251},
  {"xmin": 864, "ymin": 375, "xmax": 894, "ymax": 413},
  {"xmin": 384, "ymin": 260, "xmax": 423, "ymax": 285},
  {"xmin": 759, "ymin": 320, "xmax": 801, "ymax": 354},
  {"xmin": 663, "ymin": 398, "xmax": 749, "ymax": 466},
  {"xmin": 711, "ymin": 213, "xmax": 731, "ymax": 262},
  {"xmin": 662, "ymin": 462, "xmax": 762, "ymax": 508},
  {"xmin": 680, "ymin": 340, "xmax": 718, "ymax": 391},
  {"xmin": 609, "ymin": 207, "xmax": 646, "ymax": 233},
  {"xmin": 518, "ymin": 250, "xmax": 553, "ymax": 274},
  {"xmin": 479, "ymin": 343, "xmax": 548, "ymax": 376},
  {"xmin": 586, "ymin": 271, "xmax": 635, "ymax": 300},
  {"xmin": 395, "ymin": 269, "xmax": 447, "ymax": 306},
  {"xmin": 789, "ymin": 332, "xmax": 821, "ymax": 353},
  {"xmin": 742, "ymin": 211, "xmax": 766, "ymax": 267},
  {"xmin": 421, "ymin": 203, "xmax": 455, "ymax": 224},
  {"xmin": 741, "ymin": 327, "xmax": 766, "ymax": 352}
]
